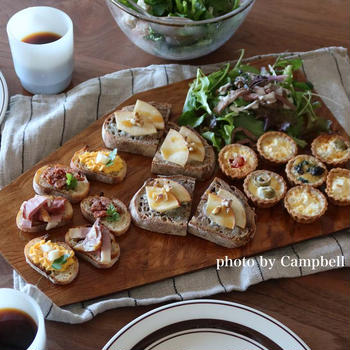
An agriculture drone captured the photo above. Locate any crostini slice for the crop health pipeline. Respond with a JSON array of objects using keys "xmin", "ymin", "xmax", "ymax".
[
  {"xmin": 70, "ymin": 146, "xmax": 127, "ymax": 184},
  {"xmin": 33, "ymin": 164, "xmax": 90, "ymax": 204},
  {"xmin": 80, "ymin": 195, "xmax": 131, "ymax": 236},
  {"xmin": 24, "ymin": 236, "xmax": 79, "ymax": 285},
  {"xmin": 17, "ymin": 195, "xmax": 73, "ymax": 232}
]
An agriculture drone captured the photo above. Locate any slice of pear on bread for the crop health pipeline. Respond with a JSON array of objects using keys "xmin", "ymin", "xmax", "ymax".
[
  {"xmin": 115, "ymin": 110, "xmax": 157, "ymax": 136},
  {"xmin": 134, "ymin": 100, "xmax": 165, "ymax": 130},
  {"xmin": 179, "ymin": 126, "xmax": 205, "ymax": 162}
]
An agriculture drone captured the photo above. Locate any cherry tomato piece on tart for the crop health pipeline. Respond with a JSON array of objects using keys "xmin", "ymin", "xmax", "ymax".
[
  {"xmin": 325, "ymin": 168, "xmax": 350, "ymax": 206},
  {"xmin": 257, "ymin": 131, "xmax": 298, "ymax": 164},
  {"xmin": 285, "ymin": 154, "xmax": 327, "ymax": 187},
  {"xmin": 243, "ymin": 170, "xmax": 287, "ymax": 208},
  {"xmin": 311, "ymin": 134, "xmax": 350, "ymax": 167},
  {"xmin": 219, "ymin": 144, "xmax": 258, "ymax": 179},
  {"xmin": 284, "ymin": 185, "xmax": 327, "ymax": 223}
]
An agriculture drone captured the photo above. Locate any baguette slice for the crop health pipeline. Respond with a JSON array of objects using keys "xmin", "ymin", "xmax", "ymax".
[
  {"xmin": 102, "ymin": 102, "xmax": 171, "ymax": 157},
  {"xmin": 24, "ymin": 237, "xmax": 79, "ymax": 285},
  {"xmin": 70, "ymin": 146, "xmax": 127, "ymax": 184},
  {"xmin": 65, "ymin": 225, "xmax": 120, "ymax": 269},
  {"xmin": 151, "ymin": 122, "xmax": 216, "ymax": 181},
  {"xmin": 129, "ymin": 175, "xmax": 195, "ymax": 236},
  {"xmin": 16, "ymin": 196, "xmax": 73, "ymax": 233},
  {"xmin": 33, "ymin": 164, "xmax": 90, "ymax": 204},
  {"xmin": 188, "ymin": 177, "xmax": 256, "ymax": 248},
  {"xmin": 80, "ymin": 195, "xmax": 131, "ymax": 236}
]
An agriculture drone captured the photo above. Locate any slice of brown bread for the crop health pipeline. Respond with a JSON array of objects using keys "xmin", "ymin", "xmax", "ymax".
[
  {"xmin": 188, "ymin": 177, "xmax": 256, "ymax": 248},
  {"xmin": 102, "ymin": 102, "xmax": 171, "ymax": 157},
  {"xmin": 129, "ymin": 175, "xmax": 196, "ymax": 236},
  {"xmin": 151, "ymin": 122, "xmax": 216, "ymax": 181}
]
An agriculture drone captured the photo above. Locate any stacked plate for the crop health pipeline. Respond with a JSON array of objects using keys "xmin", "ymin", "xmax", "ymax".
[{"xmin": 0, "ymin": 71, "xmax": 9, "ymax": 125}]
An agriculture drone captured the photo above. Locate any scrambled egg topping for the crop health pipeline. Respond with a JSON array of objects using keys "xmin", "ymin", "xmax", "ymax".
[
  {"xmin": 79, "ymin": 151, "xmax": 124, "ymax": 174},
  {"xmin": 318, "ymin": 139, "xmax": 350, "ymax": 161},
  {"xmin": 331, "ymin": 176, "xmax": 350, "ymax": 200},
  {"xmin": 29, "ymin": 240, "xmax": 75, "ymax": 272},
  {"xmin": 287, "ymin": 190, "xmax": 323, "ymax": 216},
  {"xmin": 261, "ymin": 135, "xmax": 293, "ymax": 160}
]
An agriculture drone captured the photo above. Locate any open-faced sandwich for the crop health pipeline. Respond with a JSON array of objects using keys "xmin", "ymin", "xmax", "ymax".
[
  {"xmin": 188, "ymin": 177, "xmax": 256, "ymax": 248},
  {"xmin": 70, "ymin": 146, "xmax": 127, "ymax": 184},
  {"xmin": 80, "ymin": 195, "xmax": 131, "ymax": 236},
  {"xmin": 24, "ymin": 236, "xmax": 79, "ymax": 285},
  {"xmin": 65, "ymin": 219, "xmax": 120, "ymax": 269},
  {"xmin": 102, "ymin": 100, "xmax": 171, "ymax": 157},
  {"xmin": 17, "ymin": 195, "xmax": 73, "ymax": 232},
  {"xmin": 33, "ymin": 164, "xmax": 90, "ymax": 203},
  {"xmin": 151, "ymin": 122, "xmax": 216, "ymax": 181},
  {"xmin": 129, "ymin": 175, "xmax": 195, "ymax": 236}
]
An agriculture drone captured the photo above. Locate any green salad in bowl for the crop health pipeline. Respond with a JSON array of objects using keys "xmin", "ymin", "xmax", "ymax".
[
  {"xmin": 179, "ymin": 50, "xmax": 331, "ymax": 150},
  {"xmin": 106, "ymin": 0, "xmax": 255, "ymax": 60}
]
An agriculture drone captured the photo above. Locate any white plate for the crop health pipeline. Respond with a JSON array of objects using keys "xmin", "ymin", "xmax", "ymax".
[
  {"xmin": 103, "ymin": 299, "xmax": 310, "ymax": 350},
  {"xmin": 0, "ymin": 71, "xmax": 9, "ymax": 125}
]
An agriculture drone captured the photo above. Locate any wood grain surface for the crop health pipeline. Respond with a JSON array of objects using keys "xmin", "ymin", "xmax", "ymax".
[
  {"xmin": 0, "ymin": 57, "xmax": 348, "ymax": 307},
  {"xmin": 0, "ymin": 0, "xmax": 349, "ymax": 349}
]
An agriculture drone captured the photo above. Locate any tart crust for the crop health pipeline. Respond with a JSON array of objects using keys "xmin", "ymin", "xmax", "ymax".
[
  {"xmin": 311, "ymin": 134, "xmax": 350, "ymax": 167},
  {"xmin": 284, "ymin": 185, "xmax": 327, "ymax": 223},
  {"xmin": 218, "ymin": 144, "xmax": 258, "ymax": 179},
  {"xmin": 325, "ymin": 168, "xmax": 350, "ymax": 206},
  {"xmin": 285, "ymin": 154, "xmax": 327, "ymax": 187},
  {"xmin": 257, "ymin": 131, "xmax": 297, "ymax": 164},
  {"xmin": 243, "ymin": 170, "xmax": 287, "ymax": 208}
]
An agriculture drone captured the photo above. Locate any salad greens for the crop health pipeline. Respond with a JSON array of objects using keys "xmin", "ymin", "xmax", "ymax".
[
  {"xmin": 66, "ymin": 173, "xmax": 78, "ymax": 190},
  {"xmin": 106, "ymin": 204, "xmax": 121, "ymax": 222},
  {"xmin": 52, "ymin": 254, "xmax": 70, "ymax": 270},
  {"xmin": 179, "ymin": 50, "xmax": 331, "ymax": 150},
  {"xmin": 106, "ymin": 149, "xmax": 118, "ymax": 167},
  {"xmin": 120, "ymin": 0, "xmax": 241, "ymax": 20}
]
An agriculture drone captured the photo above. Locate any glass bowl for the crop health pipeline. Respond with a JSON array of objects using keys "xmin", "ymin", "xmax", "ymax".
[{"xmin": 106, "ymin": 0, "xmax": 255, "ymax": 60}]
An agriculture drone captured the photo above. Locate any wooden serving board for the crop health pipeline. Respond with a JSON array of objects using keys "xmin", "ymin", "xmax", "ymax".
[{"xmin": 0, "ymin": 58, "xmax": 349, "ymax": 307}]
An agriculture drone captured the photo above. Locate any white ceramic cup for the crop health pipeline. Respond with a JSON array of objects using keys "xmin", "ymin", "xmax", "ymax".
[
  {"xmin": 7, "ymin": 6, "xmax": 74, "ymax": 94},
  {"xmin": 0, "ymin": 288, "xmax": 46, "ymax": 350}
]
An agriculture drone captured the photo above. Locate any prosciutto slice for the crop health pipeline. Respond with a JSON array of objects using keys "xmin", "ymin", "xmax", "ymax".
[
  {"xmin": 23, "ymin": 195, "xmax": 49, "ymax": 219},
  {"xmin": 100, "ymin": 225, "xmax": 112, "ymax": 264},
  {"xmin": 73, "ymin": 219, "xmax": 103, "ymax": 252}
]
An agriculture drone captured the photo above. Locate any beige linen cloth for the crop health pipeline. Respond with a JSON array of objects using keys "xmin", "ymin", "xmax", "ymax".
[{"xmin": 0, "ymin": 47, "xmax": 349, "ymax": 323}]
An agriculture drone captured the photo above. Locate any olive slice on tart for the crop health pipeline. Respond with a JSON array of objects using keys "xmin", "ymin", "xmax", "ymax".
[
  {"xmin": 257, "ymin": 131, "xmax": 298, "ymax": 164},
  {"xmin": 284, "ymin": 185, "xmax": 327, "ymax": 223},
  {"xmin": 325, "ymin": 168, "xmax": 350, "ymax": 206},
  {"xmin": 218, "ymin": 144, "xmax": 258, "ymax": 179},
  {"xmin": 285, "ymin": 154, "xmax": 327, "ymax": 187},
  {"xmin": 243, "ymin": 170, "xmax": 287, "ymax": 208},
  {"xmin": 311, "ymin": 134, "xmax": 350, "ymax": 167}
]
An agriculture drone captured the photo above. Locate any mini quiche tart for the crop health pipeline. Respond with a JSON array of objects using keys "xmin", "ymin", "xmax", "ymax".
[
  {"xmin": 286, "ymin": 154, "xmax": 327, "ymax": 187},
  {"xmin": 311, "ymin": 134, "xmax": 350, "ymax": 166},
  {"xmin": 284, "ymin": 185, "xmax": 327, "ymax": 223},
  {"xmin": 243, "ymin": 170, "xmax": 287, "ymax": 208},
  {"xmin": 325, "ymin": 168, "xmax": 350, "ymax": 206},
  {"xmin": 257, "ymin": 131, "xmax": 297, "ymax": 164},
  {"xmin": 219, "ymin": 144, "xmax": 258, "ymax": 179}
]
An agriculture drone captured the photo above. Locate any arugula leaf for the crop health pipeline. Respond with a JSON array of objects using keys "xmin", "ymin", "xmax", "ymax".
[
  {"xmin": 201, "ymin": 131, "xmax": 222, "ymax": 151},
  {"xmin": 66, "ymin": 173, "xmax": 77, "ymax": 190},
  {"xmin": 51, "ymin": 254, "xmax": 70, "ymax": 270},
  {"xmin": 106, "ymin": 149, "xmax": 118, "ymax": 167},
  {"xmin": 178, "ymin": 111, "xmax": 206, "ymax": 127},
  {"xmin": 106, "ymin": 204, "xmax": 121, "ymax": 223}
]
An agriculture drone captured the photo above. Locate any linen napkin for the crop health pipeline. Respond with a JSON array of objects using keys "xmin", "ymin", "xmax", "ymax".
[{"xmin": 1, "ymin": 47, "xmax": 349, "ymax": 323}]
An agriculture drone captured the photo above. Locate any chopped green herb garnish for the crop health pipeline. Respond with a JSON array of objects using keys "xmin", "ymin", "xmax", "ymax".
[
  {"xmin": 51, "ymin": 254, "xmax": 70, "ymax": 270},
  {"xmin": 106, "ymin": 149, "xmax": 118, "ymax": 167},
  {"xmin": 66, "ymin": 173, "xmax": 78, "ymax": 190},
  {"xmin": 106, "ymin": 204, "xmax": 121, "ymax": 222}
]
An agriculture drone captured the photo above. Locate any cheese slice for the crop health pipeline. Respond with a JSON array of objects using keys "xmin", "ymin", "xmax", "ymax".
[
  {"xmin": 146, "ymin": 186, "xmax": 180, "ymax": 212},
  {"xmin": 133, "ymin": 100, "xmax": 165, "ymax": 130},
  {"xmin": 160, "ymin": 129, "xmax": 189, "ymax": 166},
  {"xmin": 217, "ymin": 188, "xmax": 247, "ymax": 229},
  {"xmin": 206, "ymin": 193, "xmax": 236, "ymax": 229},
  {"xmin": 179, "ymin": 126, "xmax": 205, "ymax": 162},
  {"xmin": 115, "ymin": 110, "xmax": 157, "ymax": 136}
]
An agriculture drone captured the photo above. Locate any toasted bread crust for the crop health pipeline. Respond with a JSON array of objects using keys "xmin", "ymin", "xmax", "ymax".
[
  {"xmin": 33, "ymin": 164, "xmax": 90, "ymax": 203},
  {"xmin": 188, "ymin": 177, "xmax": 256, "ymax": 248},
  {"xmin": 129, "ymin": 175, "xmax": 195, "ymax": 236},
  {"xmin": 70, "ymin": 147, "xmax": 127, "ymax": 184},
  {"xmin": 80, "ymin": 196, "xmax": 131, "ymax": 236},
  {"xmin": 24, "ymin": 237, "xmax": 79, "ymax": 285},
  {"xmin": 102, "ymin": 102, "xmax": 171, "ymax": 157},
  {"xmin": 151, "ymin": 122, "xmax": 216, "ymax": 181},
  {"xmin": 16, "ymin": 198, "xmax": 73, "ymax": 232}
]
